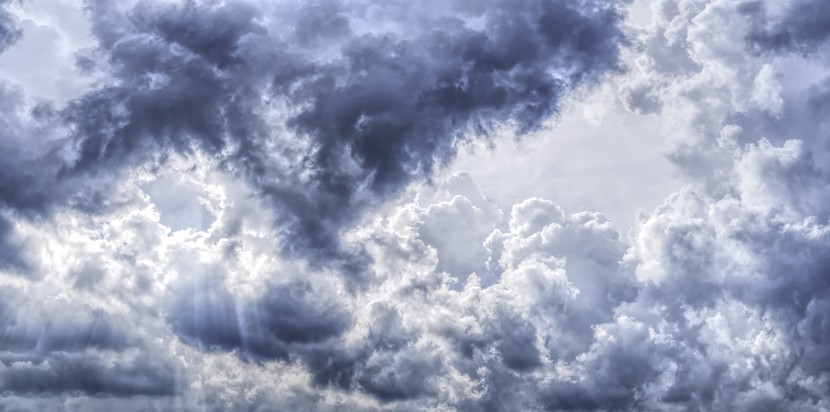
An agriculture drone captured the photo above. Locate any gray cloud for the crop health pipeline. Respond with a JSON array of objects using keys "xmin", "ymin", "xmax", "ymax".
[
  {"xmin": 169, "ymin": 269, "xmax": 352, "ymax": 367},
  {"xmin": 0, "ymin": 288, "xmax": 178, "ymax": 397},
  {"xmin": 9, "ymin": 0, "xmax": 830, "ymax": 410},
  {"xmin": 0, "ymin": 0, "xmax": 20, "ymax": 54},
  {"xmin": 0, "ymin": 1, "xmax": 627, "ymax": 398},
  {"xmin": 0, "ymin": 0, "xmax": 625, "ymax": 269},
  {"xmin": 0, "ymin": 213, "xmax": 31, "ymax": 274},
  {"xmin": 745, "ymin": 0, "xmax": 830, "ymax": 54}
]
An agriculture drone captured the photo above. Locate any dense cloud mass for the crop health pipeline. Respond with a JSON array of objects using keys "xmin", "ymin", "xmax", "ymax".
[
  {"xmin": 0, "ymin": 0, "xmax": 20, "ymax": 53},
  {"xmin": 744, "ymin": 0, "xmax": 830, "ymax": 53},
  {"xmin": 2, "ymin": 0, "xmax": 830, "ymax": 410},
  {"xmin": 1, "ymin": 0, "xmax": 624, "ymax": 261}
]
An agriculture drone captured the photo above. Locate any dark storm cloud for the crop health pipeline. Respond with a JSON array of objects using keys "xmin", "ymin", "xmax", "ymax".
[
  {"xmin": 0, "ymin": 213, "xmax": 31, "ymax": 273},
  {"xmin": 0, "ymin": 0, "xmax": 632, "ymax": 405},
  {"xmin": 287, "ymin": 0, "xmax": 622, "ymax": 193},
  {"xmin": 170, "ymin": 271, "xmax": 449, "ymax": 403},
  {"xmin": 167, "ymin": 273, "xmax": 439, "ymax": 401},
  {"xmin": 170, "ymin": 272, "xmax": 351, "ymax": 361},
  {"xmin": 493, "ymin": 312, "xmax": 542, "ymax": 371},
  {"xmin": 0, "ymin": 82, "xmax": 65, "ymax": 274},
  {"xmin": 3, "ymin": 0, "xmax": 626, "ymax": 264},
  {"xmin": 0, "ymin": 353, "xmax": 176, "ymax": 397},
  {"xmin": 745, "ymin": 0, "xmax": 830, "ymax": 54},
  {"xmin": 0, "ymin": 289, "xmax": 178, "ymax": 397},
  {"xmin": 298, "ymin": 303, "xmax": 435, "ymax": 400},
  {"xmin": 0, "ymin": 0, "xmax": 20, "ymax": 54}
]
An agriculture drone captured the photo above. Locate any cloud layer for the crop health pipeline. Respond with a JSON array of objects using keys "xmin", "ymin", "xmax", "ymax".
[
  {"xmin": 1, "ymin": 0, "xmax": 624, "ymax": 266},
  {"xmin": 2, "ymin": 0, "xmax": 830, "ymax": 410}
]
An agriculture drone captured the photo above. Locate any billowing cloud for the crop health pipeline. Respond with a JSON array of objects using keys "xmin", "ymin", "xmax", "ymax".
[
  {"xmin": 0, "ymin": 0, "xmax": 20, "ymax": 53},
  {"xmin": 0, "ymin": 0, "xmax": 626, "ymax": 266},
  {"xmin": 745, "ymin": 0, "xmax": 830, "ymax": 54},
  {"xmin": 0, "ymin": 287, "xmax": 179, "ymax": 397},
  {"xmin": 2, "ymin": 0, "xmax": 830, "ymax": 410}
]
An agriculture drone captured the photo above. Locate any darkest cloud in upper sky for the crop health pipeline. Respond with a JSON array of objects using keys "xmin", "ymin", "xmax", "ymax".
[
  {"xmin": 0, "ymin": 0, "xmax": 623, "ymax": 400},
  {"xmin": 0, "ymin": 0, "xmax": 21, "ymax": 54},
  {"xmin": 0, "ymin": 0, "xmax": 625, "ymax": 266},
  {"xmin": 744, "ymin": 0, "xmax": 830, "ymax": 54}
]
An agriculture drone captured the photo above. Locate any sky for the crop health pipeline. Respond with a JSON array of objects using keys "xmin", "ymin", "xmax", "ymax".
[{"xmin": 0, "ymin": 0, "xmax": 829, "ymax": 410}]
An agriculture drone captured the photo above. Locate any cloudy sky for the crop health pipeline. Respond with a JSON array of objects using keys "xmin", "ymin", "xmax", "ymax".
[{"xmin": 1, "ymin": 0, "xmax": 830, "ymax": 410}]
